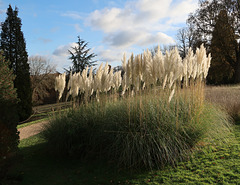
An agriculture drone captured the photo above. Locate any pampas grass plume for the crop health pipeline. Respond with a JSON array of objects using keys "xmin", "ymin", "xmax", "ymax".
[{"xmin": 55, "ymin": 72, "xmax": 66, "ymax": 100}]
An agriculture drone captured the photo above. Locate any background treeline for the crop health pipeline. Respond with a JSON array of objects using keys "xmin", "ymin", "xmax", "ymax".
[{"xmin": 177, "ymin": 0, "xmax": 240, "ymax": 85}]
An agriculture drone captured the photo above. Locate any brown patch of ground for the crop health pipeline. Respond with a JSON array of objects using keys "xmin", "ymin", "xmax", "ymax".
[{"xmin": 18, "ymin": 121, "xmax": 48, "ymax": 140}]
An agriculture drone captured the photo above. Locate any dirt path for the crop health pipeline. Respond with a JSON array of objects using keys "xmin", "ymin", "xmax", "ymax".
[{"xmin": 18, "ymin": 120, "xmax": 49, "ymax": 140}]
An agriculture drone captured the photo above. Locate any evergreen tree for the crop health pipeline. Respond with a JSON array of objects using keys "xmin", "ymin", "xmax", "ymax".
[
  {"xmin": 0, "ymin": 51, "xmax": 19, "ymax": 179},
  {"xmin": 0, "ymin": 5, "xmax": 32, "ymax": 121},
  {"xmin": 68, "ymin": 36, "xmax": 97, "ymax": 73},
  {"xmin": 207, "ymin": 10, "xmax": 238, "ymax": 84}
]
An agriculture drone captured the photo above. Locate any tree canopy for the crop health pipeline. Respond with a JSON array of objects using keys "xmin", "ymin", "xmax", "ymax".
[
  {"xmin": 187, "ymin": 0, "xmax": 239, "ymax": 49},
  {"xmin": 29, "ymin": 56, "xmax": 56, "ymax": 105},
  {"xmin": 207, "ymin": 10, "xmax": 237, "ymax": 84},
  {"xmin": 187, "ymin": 0, "xmax": 240, "ymax": 84}
]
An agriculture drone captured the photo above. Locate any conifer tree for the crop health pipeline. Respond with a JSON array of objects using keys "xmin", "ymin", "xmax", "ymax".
[
  {"xmin": 207, "ymin": 10, "xmax": 238, "ymax": 84},
  {"xmin": 0, "ymin": 51, "xmax": 19, "ymax": 179},
  {"xmin": 0, "ymin": 5, "xmax": 32, "ymax": 121},
  {"xmin": 68, "ymin": 36, "xmax": 97, "ymax": 73}
]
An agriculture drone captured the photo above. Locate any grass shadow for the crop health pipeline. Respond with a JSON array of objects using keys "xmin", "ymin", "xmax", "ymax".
[
  {"xmin": 4, "ymin": 135, "xmax": 142, "ymax": 185},
  {"xmin": 4, "ymin": 124, "xmax": 240, "ymax": 185}
]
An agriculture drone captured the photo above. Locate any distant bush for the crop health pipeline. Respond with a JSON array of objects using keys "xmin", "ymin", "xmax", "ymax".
[{"xmin": 0, "ymin": 52, "xmax": 19, "ymax": 179}]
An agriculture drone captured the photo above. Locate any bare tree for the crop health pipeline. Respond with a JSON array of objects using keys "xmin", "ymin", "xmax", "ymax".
[
  {"xmin": 151, "ymin": 44, "xmax": 177, "ymax": 56},
  {"xmin": 176, "ymin": 27, "xmax": 196, "ymax": 58},
  {"xmin": 29, "ymin": 55, "xmax": 56, "ymax": 105}
]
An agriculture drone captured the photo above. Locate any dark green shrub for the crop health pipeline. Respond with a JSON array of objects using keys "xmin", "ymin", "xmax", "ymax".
[{"xmin": 0, "ymin": 53, "xmax": 19, "ymax": 179}]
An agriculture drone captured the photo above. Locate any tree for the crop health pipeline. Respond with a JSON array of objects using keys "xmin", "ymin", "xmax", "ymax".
[
  {"xmin": 176, "ymin": 27, "xmax": 197, "ymax": 58},
  {"xmin": 0, "ymin": 52, "xmax": 19, "ymax": 180},
  {"xmin": 151, "ymin": 44, "xmax": 177, "ymax": 56},
  {"xmin": 187, "ymin": 0, "xmax": 239, "ymax": 49},
  {"xmin": 207, "ymin": 10, "xmax": 238, "ymax": 84},
  {"xmin": 187, "ymin": 0, "xmax": 240, "ymax": 83},
  {"xmin": 68, "ymin": 36, "xmax": 97, "ymax": 73},
  {"xmin": 0, "ymin": 5, "xmax": 32, "ymax": 121},
  {"xmin": 29, "ymin": 55, "xmax": 56, "ymax": 105},
  {"xmin": 234, "ymin": 1, "xmax": 240, "ymax": 83}
]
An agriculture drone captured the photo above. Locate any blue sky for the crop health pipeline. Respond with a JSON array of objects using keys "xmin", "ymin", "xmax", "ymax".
[{"xmin": 0, "ymin": 0, "xmax": 198, "ymax": 72}]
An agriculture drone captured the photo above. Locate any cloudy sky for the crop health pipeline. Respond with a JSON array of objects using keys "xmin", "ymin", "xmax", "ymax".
[{"xmin": 0, "ymin": 0, "xmax": 198, "ymax": 72}]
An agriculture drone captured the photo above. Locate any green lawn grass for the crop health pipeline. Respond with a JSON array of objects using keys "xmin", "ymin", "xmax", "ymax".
[
  {"xmin": 17, "ymin": 108, "xmax": 70, "ymax": 129},
  {"xmin": 5, "ymin": 134, "xmax": 133, "ymax": 185},
  {"xmin": 17, "ymin": 118, "xmax": 48, "ymax": 129},
  {"xmin": 4, "ymin": 123, "xmax": 240, "ymax": 185}
]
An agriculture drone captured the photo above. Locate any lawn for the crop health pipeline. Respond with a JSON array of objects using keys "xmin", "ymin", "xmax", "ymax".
[
  {"xmin": 4, "ymin": 122, "xmax": 240, "ymax": 184},
  {"xmin": 5, "ymin": 134, "xmax": 134, "ymax": 185},
  {"xmin": 17, "ymin": 108, "xmax": 71, "ymax": 129}
]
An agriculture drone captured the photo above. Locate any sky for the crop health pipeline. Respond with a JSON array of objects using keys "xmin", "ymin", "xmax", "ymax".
[{"xmin": 0, "ymin": 0, "xmax": 198, "ymax": 72}]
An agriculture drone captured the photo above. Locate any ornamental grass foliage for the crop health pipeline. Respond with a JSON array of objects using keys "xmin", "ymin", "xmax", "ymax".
[{"xmin": 45, "ymin": 44, "xmax": 232, "ymax": 170}]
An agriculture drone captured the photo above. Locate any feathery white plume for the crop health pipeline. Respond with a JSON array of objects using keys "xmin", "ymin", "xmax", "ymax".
[{"xmin": 55, "ymin": 73, "xmax": 66, "ymax": 100}]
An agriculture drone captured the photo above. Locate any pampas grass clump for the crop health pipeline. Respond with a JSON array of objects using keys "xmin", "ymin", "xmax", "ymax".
[
  {"xmin": 46, "ymin": 44, "xmax": 233, "ymax": 170},
  {"xmin": 41, "ymin": 91, "xmax": 232, "ymax": 169}
]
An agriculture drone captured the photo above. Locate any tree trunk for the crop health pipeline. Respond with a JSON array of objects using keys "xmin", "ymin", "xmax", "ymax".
[
  {"xmin": 234, "ymin": 46, "xmax": 240, "ymax": 84},
  {"xmin": 235, "ymin": 57, "xmax": 240, "ymax": 83}
]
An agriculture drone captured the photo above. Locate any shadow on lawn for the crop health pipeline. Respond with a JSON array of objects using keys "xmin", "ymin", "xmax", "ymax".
[
  {"xmin": 4, "ymin": 136, "xmax": 139, "ymax": 185},
  {"xmin": 4, "ymin": 124, "xmax": 240, "ymax": 185}
]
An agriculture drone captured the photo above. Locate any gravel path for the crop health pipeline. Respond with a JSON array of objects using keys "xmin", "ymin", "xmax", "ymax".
[{"xmin": 18, "ymin": 120, "xmax": 48, "ymax": 140}]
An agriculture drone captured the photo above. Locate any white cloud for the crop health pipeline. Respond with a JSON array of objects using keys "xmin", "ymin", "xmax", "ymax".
[
  {"xmin": 104, "ymin": 30, "xmax": 175, "ymax": 48},
  {"xmin": 168, "ymin": 0, "xmax": 198, "ymax": 24},
  {"xmin": 86, "ymin": 0, "xmax": 198, "ymax": 48},
  {"xmin": 138, "ymin": 32, "xmax": 176, "ymax": 46},
  {"xmin": 135, "ymin": 0, "xmax": 172, "ymax": 21},
  {"xmin": 86, "ymin": 7, "xmax": 134, "ymax": 33},
  {"xmin": 53, "ymin": 42, "xmax": 77, "ymax": 57},
  {"xmin": 104, "ymin": 30, "xmax": 144, "ymax": 48},
  {"xmin": 50, "ymin": 55, "xmax": 71, "ymax": 72},
  {"xmin": 54, "ymin": 0, "xmax": 198, "ymax": 69},
  {"xmin": 94, "ymin": 45, "xmax": 125, "ymax": 62}
]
